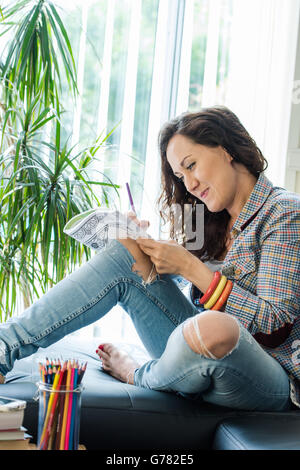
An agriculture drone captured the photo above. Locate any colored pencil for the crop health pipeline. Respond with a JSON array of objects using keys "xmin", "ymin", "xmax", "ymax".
[
  {"xmin": 64, "ymin": 367, "xmax": 75, "ymax": 449},
  {"xmin": 126, "ymin": 182, "xmax": 136, "ymax": 214},
  {"xmin": 68, "ymin": 367, "xmax": 78, "ymax": 450},
  {"xmin": 55, "ymin": 370, "xmax": 67, "ymax": 450},
  {"xmin": 40, "ymin": 364, "xmax": 67, "ymax": 449},
  {"xmin": 39, "ymin": 367, "xmax": 62, "ymax": 448},
  {"xmin": 38, "ymin": 358, "xmax": 86, "ymax": 450},
  {"xmin": 59, "ymin": 362, "xmax": 71, "ymax": 449}
]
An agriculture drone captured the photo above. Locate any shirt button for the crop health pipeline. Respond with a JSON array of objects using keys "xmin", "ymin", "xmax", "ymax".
[
  {"xmin": 235, "ymin": 268, "xmax": 242, "ymax": 276},
  {"xmin": 231, "ymin": 229, "xmax": 239, "ymax": 239}
]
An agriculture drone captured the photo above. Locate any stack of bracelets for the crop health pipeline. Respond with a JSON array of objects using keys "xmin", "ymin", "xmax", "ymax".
[{"xmin": 194, "ymin": 271, "xmax": 233, "ymax": 311}]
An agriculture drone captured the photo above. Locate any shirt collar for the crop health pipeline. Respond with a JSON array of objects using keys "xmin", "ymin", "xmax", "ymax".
[{"xmin": 231, "ymin": 172, "xmax": 273, "ymax": 237}]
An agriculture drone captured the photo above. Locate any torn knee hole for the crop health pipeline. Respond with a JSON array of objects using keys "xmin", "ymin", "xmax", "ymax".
[
  {"xmin": 131, "ymin": 262, "xmax": 157, "ymax": 285},
  {"xmin": 183, "ymin": 317, "xmax": 217, "ymax": 359},
  {"xmin": 183, "ymin": 314, "xmax": 240, "ymax": 360}
]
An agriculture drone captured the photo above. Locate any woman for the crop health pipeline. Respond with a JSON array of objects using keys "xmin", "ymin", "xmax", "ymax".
[{"xmin": 0, "ymin": 106, "xmax": 299, "ymax": 411}]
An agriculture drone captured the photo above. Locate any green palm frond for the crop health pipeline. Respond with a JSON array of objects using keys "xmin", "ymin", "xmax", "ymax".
[
  {"xmin": 1, "ymin": 0, "xmax": 77, "ymax": 109},
  {"xmin": 0, "ymin": 2, "xmax": 120, "ymax": 318}
]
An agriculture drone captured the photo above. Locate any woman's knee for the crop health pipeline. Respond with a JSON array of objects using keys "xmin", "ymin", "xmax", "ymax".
[
  {"xmin": 182, "ymin": 310, "xmax": 240, "ymax": 359},
  {"xmin": 117, "ymin": 237, "xmax": 157, "ymax": 284}
]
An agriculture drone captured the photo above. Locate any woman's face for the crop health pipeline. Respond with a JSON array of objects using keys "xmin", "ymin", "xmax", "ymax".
[{"xmin": 166, "ymin": 134, "xmax": 238, "ymax": 213}]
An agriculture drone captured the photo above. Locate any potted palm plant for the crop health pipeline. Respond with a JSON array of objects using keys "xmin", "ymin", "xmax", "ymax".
[{"xmin": 0, "ymin": 0, "xmax": 119, "ymax": 319}]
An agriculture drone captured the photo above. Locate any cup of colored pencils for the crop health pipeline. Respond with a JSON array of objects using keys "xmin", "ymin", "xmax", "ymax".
[{"xmin": 37, "ymin": 359, "xmax": 86, "ymax": 450}]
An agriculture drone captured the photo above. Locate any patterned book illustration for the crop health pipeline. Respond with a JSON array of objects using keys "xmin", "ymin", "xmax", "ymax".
[{"xmin": 63, "ymin": 208, "xmax": 149, "ymax": 251}]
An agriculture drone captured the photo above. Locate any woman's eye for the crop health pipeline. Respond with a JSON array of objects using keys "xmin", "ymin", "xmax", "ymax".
[{"xmin": 177, "ymin": 162, "xmax": 195, "ymax": 182}]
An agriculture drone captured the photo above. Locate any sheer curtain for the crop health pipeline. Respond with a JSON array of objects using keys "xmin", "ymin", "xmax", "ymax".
[
  {"xmin": 9, "ymin": 0, "xmax": 299, "ymax": 343},
  {"xmin": 224, "ymin": 0, "xmax": 300, "ymax": 186},
  {"xmin": 143, "ymin": 0, "xmax": 300, "ymax": 232},
  {"xmin": 68, "ymin": 0, "xmax": 300, "ymax": 344}
]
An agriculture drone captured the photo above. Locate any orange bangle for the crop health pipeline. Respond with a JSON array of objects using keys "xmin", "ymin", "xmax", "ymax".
[
  {"xmin": 211, "ymin": 280, "xmax": 233, "ymax": 311},
  {"xmin": 199, "ymin": 271, "xmax": 221, "ymax": 304}
]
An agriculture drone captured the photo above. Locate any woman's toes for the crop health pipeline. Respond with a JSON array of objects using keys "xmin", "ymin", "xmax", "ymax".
[
  {"xmin": 95, "ymin": 343, "xmax": 140, "ymax": 383},
  {"xmin": 102, "ymin": 343, "xmax": 115, "ymax": 354},
  {"xmin": 96, "ymin": 343, "xmax": 112, "ymax": 359}
]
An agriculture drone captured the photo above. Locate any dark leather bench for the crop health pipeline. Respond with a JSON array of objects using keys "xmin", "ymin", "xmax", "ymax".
[
  {"xmin": 0, "ymin": 335, "xmax": 298, "ymax": 450},
  {"xmin": 212, "ymin": 415, "xmax": 300, "ymax": 450}
]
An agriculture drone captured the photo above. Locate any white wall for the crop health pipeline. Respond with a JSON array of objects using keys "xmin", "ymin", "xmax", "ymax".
[{"xmin": 285, "ymin": 14, "xmax": 300, "ymax": 193}]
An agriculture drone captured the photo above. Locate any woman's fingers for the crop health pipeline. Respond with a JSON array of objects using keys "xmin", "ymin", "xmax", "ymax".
[
  {"xmin": 127, "ymin": 211, "xmax": 150, "ymax": 228},
  {"xmin": 136, "ymin": 237, "xmax": 154, "ymax": 252},
  {"xmin": 127, "ymin": 211, "xmax": 139, "ymax": 226},
  {"xmin": 140, "ymin": 220, "xmax": 150, "ymax": 228},
  {"xmin": 136, "ymin": 237, "xmax": 158, "ymax": 247},
  {"xmin": 137, "ymin": 245, "xmax": 152, "ymax": 256}
]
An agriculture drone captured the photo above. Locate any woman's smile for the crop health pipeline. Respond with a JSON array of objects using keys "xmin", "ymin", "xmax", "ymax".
[{"xmin": 199, "ymin": 187, "xmax": 209, "ymax": 200}]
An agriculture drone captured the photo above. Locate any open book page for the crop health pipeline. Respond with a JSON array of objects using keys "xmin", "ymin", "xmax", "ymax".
[{"xmin": 63, "ymin": 208, "xmax": 151, "ymax": 251}]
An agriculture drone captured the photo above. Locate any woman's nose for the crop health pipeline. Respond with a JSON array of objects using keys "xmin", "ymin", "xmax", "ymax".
[{"xmin": 185, "ymin": 174, "xmax": 199, "ymax": 193}]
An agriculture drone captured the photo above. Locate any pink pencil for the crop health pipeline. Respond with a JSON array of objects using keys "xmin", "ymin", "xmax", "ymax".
[{"xmin": 64, "ymin": 367, "xmax": 75, "ymax": 450}]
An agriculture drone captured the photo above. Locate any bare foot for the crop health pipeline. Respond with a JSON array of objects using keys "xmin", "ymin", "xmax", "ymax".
[{"xmin": 96, "ymin": 343, "xmax": 140, "ymax": 385}]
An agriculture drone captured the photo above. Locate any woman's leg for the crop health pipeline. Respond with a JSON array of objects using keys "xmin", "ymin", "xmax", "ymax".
[
  {"xmin": 99, "ymin": 310, "xmax": 292, "ymax": 412},
  {"xmin": 0, "ymin": 239, "xmax": 199, "ymax": 376}
]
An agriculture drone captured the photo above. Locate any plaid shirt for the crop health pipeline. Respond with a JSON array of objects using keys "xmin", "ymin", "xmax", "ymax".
[{"xmin": 194, "ymin": 173, "xmax": 300, "ymax": 409}]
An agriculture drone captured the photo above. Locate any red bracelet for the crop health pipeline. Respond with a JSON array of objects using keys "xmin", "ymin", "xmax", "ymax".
[
  {"xmin": 211, "ymin": 280, "xmax": 233, "ymax": 311},
  {"xmin": 199, "ymin": 271, "xmax": 221, "ymax": 304}
]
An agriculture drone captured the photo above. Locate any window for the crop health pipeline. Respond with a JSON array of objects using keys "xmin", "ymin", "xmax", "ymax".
[
  {"xmin": 10, "ymin": 0, "xmax": 299, "ymax": 346},
  {"xmin": 54, "ymin": 0, "xmax": 235, "ymax": 344}
]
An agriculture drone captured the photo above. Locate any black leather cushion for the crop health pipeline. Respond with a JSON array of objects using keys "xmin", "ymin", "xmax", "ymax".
[
  {"xmin": 213, "ymin": 415, "xmax": 300, "ymax": 450},
  {"xmin": 0, "ymin": 335, "xmax": 236, "ymax": 449},
  {"xmin": 0, "ymin": 335, "xmax": 298, "ymax": 450}
]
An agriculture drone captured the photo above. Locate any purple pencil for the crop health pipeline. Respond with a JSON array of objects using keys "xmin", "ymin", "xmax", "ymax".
[{"xmin": 125, "ymin": 182, "xmax": 136, "ymax": 214}]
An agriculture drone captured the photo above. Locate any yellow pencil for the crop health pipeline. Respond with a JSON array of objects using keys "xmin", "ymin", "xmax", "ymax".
[
  {"xmin": 39, "ymin": 370, "xmax": 61, "ymax": 448},
  {"xmin": 59, "ymin": 361, "xmax": 72, "ymax": 449}
]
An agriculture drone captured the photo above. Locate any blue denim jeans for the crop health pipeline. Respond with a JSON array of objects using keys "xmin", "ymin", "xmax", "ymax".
[{"xmin": 0, "ymin": 240, "xmax": 292, "ymax": 411}]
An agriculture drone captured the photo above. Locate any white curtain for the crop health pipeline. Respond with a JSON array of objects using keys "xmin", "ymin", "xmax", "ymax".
[{"xmin": 225, "ymin": 0, "xmax": 300, "ymax": 187}]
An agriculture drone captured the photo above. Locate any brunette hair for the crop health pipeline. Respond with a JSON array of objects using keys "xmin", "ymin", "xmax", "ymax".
[{"xmin": 157, "ymin": 106, "xmax": 268, "ymax": 261}]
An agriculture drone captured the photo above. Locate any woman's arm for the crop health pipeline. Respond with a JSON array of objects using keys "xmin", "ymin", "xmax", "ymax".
[
  {"xmin": 136, "ymin": 207, "xmax": 300, "ymax": 339},
  {"xmin": 136, "ymin": 237, "xmax": 215, "ymax": 294},
  {"xmin": 223, "ymin": 210, "xmax": 300, "ymax": 336},
  {"xmin": 181, "ymin": 254, "xmax": 215, "ymax": 297}
]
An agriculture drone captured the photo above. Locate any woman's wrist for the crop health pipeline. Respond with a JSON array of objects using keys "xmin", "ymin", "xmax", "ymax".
[
  {"xmin": 181, "ymin": 253, "xmax": 215, "ymax": 294},
  {"xmin": 180, "ymin": 251, "xmax": 196, "ymax": 278}
]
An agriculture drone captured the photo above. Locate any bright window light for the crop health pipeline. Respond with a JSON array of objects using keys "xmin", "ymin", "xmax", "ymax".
[{"xmin": 9, "ymin": 0, "xmax": 300, "ymax": 347}]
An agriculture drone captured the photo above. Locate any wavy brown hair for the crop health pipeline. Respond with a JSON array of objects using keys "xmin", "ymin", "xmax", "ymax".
[{"xmin": 157, "ymin": 106, "xmax": 268, "ymax": 261}]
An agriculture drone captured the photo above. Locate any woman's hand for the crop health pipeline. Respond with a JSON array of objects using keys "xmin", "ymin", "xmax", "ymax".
[
  {"xmin": 126, "ymin": 211, "xmax": 150, "ymax": 231},
  {"xmin": 136, "ymin": 237, "xmax": 192, "ymax": 276}
]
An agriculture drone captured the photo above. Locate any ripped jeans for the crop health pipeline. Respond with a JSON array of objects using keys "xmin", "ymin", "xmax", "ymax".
[{"xmin": 0, "ymin": 240, "xmax": 292, "ymax": 411}]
